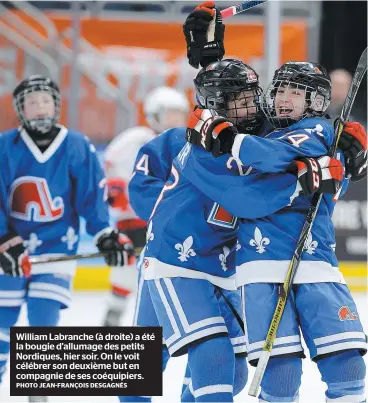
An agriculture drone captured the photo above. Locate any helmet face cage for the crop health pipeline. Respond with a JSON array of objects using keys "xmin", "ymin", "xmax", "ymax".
[
  {"xmin": 262, "ymin": 67, "xmax": 331, "ymax": 129},
  {"xmin": 194, "ymin": 59, "xmax": 265, "ymax": 135},
  {"xmin": 224, "ymin": 87, "xmax": 263, "ymax": 134},
  {"xmin": 13, "ymin": 84, "xmax": 61, "ymax": 134},
  {"xmin": 196, "ymin": 78, "xmax": 263, "ymax": 135}
]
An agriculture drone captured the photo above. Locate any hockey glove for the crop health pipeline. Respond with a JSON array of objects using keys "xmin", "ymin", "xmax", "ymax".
[
  {"xmin": 337, "ymin": 121, "xmax": 367, "ymax": 182},
  {"xmin": 289, "ymin": 156, "xmax": 344, "ymax": 195},
  {"xmin": 95, "ymin": 228, "xmax": 135, "ymax": 267},
  {"xmin": 0, "ymin": 232, "xmax": 31, "ymax": 277},
  {"xmin": 186, "ymin": 107, "xmax": 238, "ymax": 157},
  {"xmin": 183, "ymin": 1, "xmax": 225, "ymax": 68}
]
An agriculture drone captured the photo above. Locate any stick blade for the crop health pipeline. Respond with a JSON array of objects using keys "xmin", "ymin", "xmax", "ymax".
[{"xmin": 248, "ymin": 350, "xmax": 271, "ymax": 397}]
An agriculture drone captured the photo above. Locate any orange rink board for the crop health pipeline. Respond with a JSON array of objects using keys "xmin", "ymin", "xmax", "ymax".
[{"xmin": 0, "ymin": 12, "xmax": 307, "ymax": 139}]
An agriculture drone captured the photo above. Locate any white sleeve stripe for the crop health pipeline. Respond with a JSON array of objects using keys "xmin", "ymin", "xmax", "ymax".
[{"xmin": 231, "ymin": 133, "xmax": 248, "ymax": 163}]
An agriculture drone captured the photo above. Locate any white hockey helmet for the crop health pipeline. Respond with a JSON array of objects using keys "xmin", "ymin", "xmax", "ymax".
[{"xmin": 143, "ymin": 86, "xmax": 190, "ymax": 133}]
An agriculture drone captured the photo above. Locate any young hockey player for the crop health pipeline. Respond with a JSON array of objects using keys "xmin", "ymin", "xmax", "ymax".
[
  {"xmin": 119, "ymin": 91, "xmax": 248, "ymax": 403},
  {"xmin": 123, "ymin": 4, "xmax": 367, "ymax": 400},
  {"xmin": 0, "ymin": 75, "xmax": 133, "ymax": 403},
  {"xmin": 185, "ymin": 59, "xmax": 367, "ymax": 402},
  {"xmin": 126, "ymin": 74, "xmax": 365, "ymax": 403},
  {"xmin": 142, "ymin": 57, "xmax": 349, "ymax": 402},
  {"xmin": 183, "ymin": 5, "xmax": 367, "ymax": 401},
  {"xmin": 102, "ymin": 86, "xmax": 189, "ymax": 326}
]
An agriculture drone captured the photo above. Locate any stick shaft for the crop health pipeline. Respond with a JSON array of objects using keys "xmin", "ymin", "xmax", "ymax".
[
  {"xmin": 30, "ymin": 252, "xmax": 105, "ymax": 265},
  {"xmin": 29, "ymin": 246, "xmax": 144, "ymax": 265},
  {"xmin": 220, "ymin": 0, "xmax": 267, "ymax": 19}
]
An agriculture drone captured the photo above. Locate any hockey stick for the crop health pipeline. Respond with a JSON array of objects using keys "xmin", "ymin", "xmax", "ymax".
[
  {"xmin": 30, "ymin": 252, "xmax": 105, "ymax": 265},
  {"xmin": 220, "ymin": 0, "xmax": 267, "ymax": 19},
  {"xmin": 29, "ymin": 247, "xmax": 144, "ymax": 265},
  {"xmin": 248, "ymin": 47, "xmax": 368, "ymax": 397}
]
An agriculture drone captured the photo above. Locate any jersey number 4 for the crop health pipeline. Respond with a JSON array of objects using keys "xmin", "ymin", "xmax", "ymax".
[
  {"xmin": 287, "ymin": 134, "xmax": 310, "ymax": 147},
  {"xmin": 135, "ymin": 154, "xmax": 149, "ymax": 175}
]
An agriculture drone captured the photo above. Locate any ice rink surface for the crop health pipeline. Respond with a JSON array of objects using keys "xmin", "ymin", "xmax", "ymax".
[{"xmin": 1, "ymin": 291, "xmax": 367, "ymax": 403}]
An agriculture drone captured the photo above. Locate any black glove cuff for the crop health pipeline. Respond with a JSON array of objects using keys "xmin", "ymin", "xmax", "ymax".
[
  {"xmin": 350, "ymin": 160, "xmax": 367, "ymax": 182},
  {"xmin": 0, "ymin": 231, "xmax": 23, "ymax": 252},
  {"xmin": 199, "ymin": 41, "xmax": 224, "ymax": 67},
  {"xmin": 186, "ymin": 128, "xmax": 202, "ymax": 146}
]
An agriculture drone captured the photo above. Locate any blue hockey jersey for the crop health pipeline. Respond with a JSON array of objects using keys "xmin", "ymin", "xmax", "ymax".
[
  {"xmin": 180, "ymin": 117, "xmax": 349, "ymax": 286},
  {"xmin": 137, "ymin": 128, "xmax": 303, "ymax": 290},
  {"xmin": 129, "ymin": 128, "xmax": 186, "ymax": 222},
  {"xmin": 0, "ymin": 125, "xmax": 110, "ymax": 276}
]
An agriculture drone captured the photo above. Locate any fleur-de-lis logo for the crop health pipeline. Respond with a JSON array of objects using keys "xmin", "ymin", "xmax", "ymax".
[
  {"xmin": 175, "ymin": 236, "xmax": 196, "ymax": 262},
  {"xmin": 304, "ymin": 233, "xmax": 318, "ymax": 255},
  {"xmin": 23, "ymin": 233, "xmax": 42, "ymax": 253},
  {"xmin": 61, "ymin": 227, "xmax": 78, "ymax": 251},
  {"xmin": 249, "ymin": 227, "xmax": 270, "ymax": 254},
  {"xmin": 236, "ymin": 242, "xmax": 241, "ymax": 251},
  {"xmin": 219, "ymin": 246, "xmax": 230, "ymax": 271},
  {"xmin": 330, "ymin": 243, "xmax": 336, "ymax": 252},
  {"xmin": 146, "ymin": 221, "xmax": 154, "ymax": 249}
]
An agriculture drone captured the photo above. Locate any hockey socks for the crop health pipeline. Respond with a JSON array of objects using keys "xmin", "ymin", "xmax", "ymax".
[
  {"xmin": 185, "ymin": 336, "xmax": 235, "ymax": 402},
  {"xmin": 0, "ymin": 306, "xmax": 22, "ymax": 382},
  {"xmin": 118, "ymin": 346, "xmax": 171, "ymax": 402},
  {"xmin": 182, "ymin": 364, "xmax": 192, "ymax": 399},
  {"xmin": 259, "ymin": 356, "xmax": 302, "ymax": 402},
  {"xmin": 317, "ymin": 350, "xmax": 366, "ymax": 402},
  {"xmin": 182, "ymin": 353, "xmax": 247, "ymax": 401},
  {"xmin": 233, "ymin": 355, "xmax": 248, "ymax": 396},
  {"xmin": 118, "ymin": 397, "xmax": 151, "ymax": 402},
  {"xmin": 27, "ymin": 298, "xmax": 61, "ymax": 326}
]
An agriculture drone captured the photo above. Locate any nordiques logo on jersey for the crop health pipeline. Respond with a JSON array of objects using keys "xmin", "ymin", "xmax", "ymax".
[
  {"xmin": 338, "ymin": 306, "xmax": 358, "ymax": 321},
  {"xmin": 9, "ymin": 176, "xmax": 64, "ymax": 222}
]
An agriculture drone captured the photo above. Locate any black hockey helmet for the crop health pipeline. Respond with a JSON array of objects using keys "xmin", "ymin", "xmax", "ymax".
[
  {"xmin": 194, "ymin": 58, "xmax": 263, "ymax": 135},
  {"xmin": 262, "ymin": 61, "xmax": 331, "ymax": 128},
  {"xmin": 12, "ymin": 75, "xmax": 61, "ymax": 134}
]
